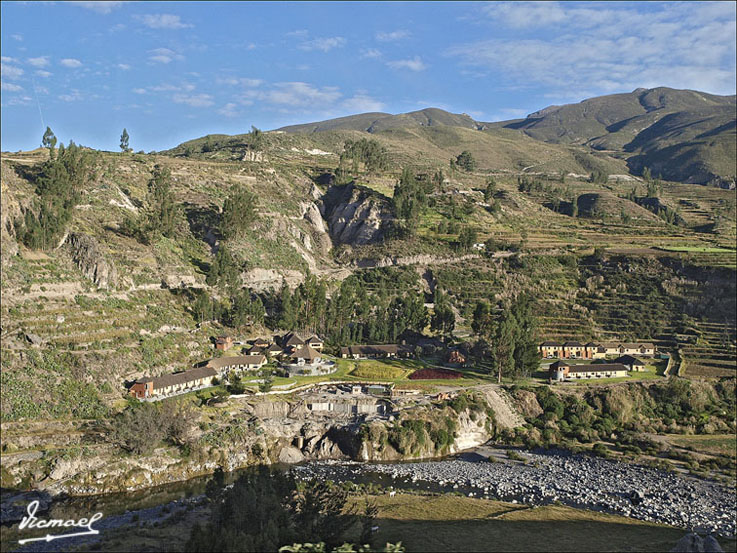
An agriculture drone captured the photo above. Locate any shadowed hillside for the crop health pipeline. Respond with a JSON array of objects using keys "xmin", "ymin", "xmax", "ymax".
[{"xmin": 488, "ymin": 87, "xmax": 736, "ymax": 186}]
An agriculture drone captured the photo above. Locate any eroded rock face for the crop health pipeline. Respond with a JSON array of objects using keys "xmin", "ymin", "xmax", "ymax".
[
  {"xmin": 512, "ymin": 389, "xmax": 544, "ymax": 419},
  {"xmin": 320, "ymin": 184, "xmax": 393, "ymax": 246},
  {"xmin": 64, "ymin": 233, "xmax": 118, "ymax": 289},
  {"xmin": 0, "ymin": 181, "xmax": 22, "ymax": 264},
  {"xmin": 241, "ymin": 268, "xmax": 305, "ymax": 292}
]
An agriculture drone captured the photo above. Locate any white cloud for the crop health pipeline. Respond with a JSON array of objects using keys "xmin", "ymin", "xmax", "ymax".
[
  {"xmin": 60, "ymin": 58, "xmax": 83, "ymax": 68},
  {"xmin": 150, "ymin": 82, "xmax": 196, "ymax": 92},
  {"xmin": 1, "ymin": 56, "xmax": 18, "ymax": 63},
  {"xmin": 376, "ymin": 30, "xmax": 410, "ymax": 42},
  {"xmin": 286, "ymin": 29, "xmax": 308, "ymax": 38},
  {"xmin": 1, "ymin": 63, "xmax": 24, "ymax": 80},
  {"xmin": 35, "ymin": 70, "xmax": 52, "ymax": 78},
  {"xmin": 298, "ymin": 37, "xmax": 346, "ymax": 52},
  {"xmin": 218, "ymin": 102, "xmax": 241, "ymax": 117},
  {"xmin": 28, "ymin": 56, "xmax": 50, "ymax": 67},
  {"xmin": 387, "ymin": 56, "xmax": 427, "ymax": 72},
  {"xmin": 341, "ymin": 94, "xmax": 385, "ymax": 113},
  {"xmin": 239, "ymin": 82, "xmax": 342, "ymax": 108},
  {"xmin": 481, "ymin": 2, "xmax": 566, "ymax": 28},
  {"xmin": 173, "ymin": 93, "xmax": 214, "ymax": 107},
  {"xmin": 117, "ymin": 63, "xmax": 131, "ymax": 70},
  {"xmin": 265, "ymin": 82, "xmax": 342, "ymax": 106},
  {"xmin": 360, "ymin": 49, "xmax": 382, "ymax": 59},
  {"xmin": 136, "ymin": 14, "xmax": 192, "ymax": 29},
  {"xmin": 216, "ymin": 77, "xmax": 263, "ymax": 87},
  {"xmin": 69, "ymin": 1, "xmax": 125, "ymax": 14},
  {"xmin": 1, "ymin": 82, "xmax": 24, "ymax": 92},
  {"xmin": 148, "ymin": 48, "xmax": 184, "ymax": 64},
  {"xmin": 452, "ymin": 1, "xmax": 737, "ymax": 96},
  {"xmin": 11, "ymin": 34, "xmax": 23, "ymax": 41},
  {"xmin": 59, "ymin": 89, "xmax": 84, "ymax": 102},
  {"xmin": 4, "ymin": 96, "xmax": 32, "ymax": 106},
  {"xmin": 240, "ymin": 78, "xmax": 263, "ymax": 87},
  {"xmin": 132, "ymin": 88, "xmax": 147, "ymax": 94}
]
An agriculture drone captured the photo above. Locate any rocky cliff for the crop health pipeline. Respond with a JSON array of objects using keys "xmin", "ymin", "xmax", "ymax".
[
  {"xmin": 319, "ymin": 184, "xmax": 394, "ymax": 246},
  {"xmin": 64, "ymin": 233, "xmax": 118, "ymax": 289},
  {"xmin": 6, "ymin": 394, "xmax": 499, "ymax": 497}
]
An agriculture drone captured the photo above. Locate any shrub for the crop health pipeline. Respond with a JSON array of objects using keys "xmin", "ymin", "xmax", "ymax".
[{"xmin": 591, "ymin": 442, "xmax": 609, "ymax": 458}]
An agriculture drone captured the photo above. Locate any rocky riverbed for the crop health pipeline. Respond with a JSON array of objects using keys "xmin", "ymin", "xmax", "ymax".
[{"xmin": 299, "ymin": 448, "xmax": 737, "ymax": 538}]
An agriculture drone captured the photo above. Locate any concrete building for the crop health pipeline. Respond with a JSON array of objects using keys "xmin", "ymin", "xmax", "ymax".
[
  {"xmin": 549, "ymin": 361, "xmax": 628, "ymax": 382},
  {"xmin": 206, "ymin": 354, "xmax": 267, "ymax": 375}
]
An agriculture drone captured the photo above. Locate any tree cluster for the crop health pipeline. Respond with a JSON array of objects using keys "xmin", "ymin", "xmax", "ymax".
[
  {"xmin": 339, "ymin": 138, "xmax": 389, "ymax": 174},
  {"xmin": 120, "ymin": 164, "xmax": 182, "ymax": 243},
  {"xmin": 456, "ymin": 226, "xmax": 478, "ymax": 251},
  {"xmin": 472, "ymin": 294, "xmax": 540, "ymax": 383},
  {"xmin": 120, "ymin": 128, "xmax": 132, "ymax": 153},
  {"xmin": 248, "ymin": 126, "xmax": 264, "ymax": 152},
  {"xmin": 453, "ymin": 150, "xmax": 476, "ymax": 172},
  {"xmin": 430, "ymin": 287, "xmax": 455, "ymax": 337},
  {"xmin": 111, "ymin": 401, "xmax": 195, "ymax": 455},
  {"xmin": 261, "ymin": 270, "xmax": 428, "ymax": 346},
  {"xmin": 589, "ymin": 169, "xmax": 608, "ymax": 184},
  {"xmin": 187, "ymin": 467, "xmax": 375, "ymax": 552},
  {"xmin": 221, "ymin": 186, "xmax": 258, "ymax": 240},
  {"xmin": 19, "ymin": 140, "xmax": 95, "ymax": 250},
  {"xmin": 392, "ymin": 168, "xmax": 432, "ymax": 236}
]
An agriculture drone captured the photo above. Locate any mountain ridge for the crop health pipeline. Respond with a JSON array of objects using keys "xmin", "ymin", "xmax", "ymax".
[
  {"xmin": 272, "ymin": 87, "xmax": 736, "ymax": 186},
  {"xmin": 277, "ymin": 107, "xmax": 482, "ymax": 134}
]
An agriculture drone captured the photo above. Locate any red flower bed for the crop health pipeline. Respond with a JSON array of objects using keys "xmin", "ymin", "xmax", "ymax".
[{"xmin": 408, "ymin": 368, "xmax": 462, "ymax": 380}]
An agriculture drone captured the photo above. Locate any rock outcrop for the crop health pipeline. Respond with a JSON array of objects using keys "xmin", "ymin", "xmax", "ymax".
[
  {"xmin": 0, "ymin": 180, "xmax": 22, "ymax": 263},
  {"xmin": 319, "ymin": 184, "xmax": 393, "ymax": 246},
  {"xmin": 241, "ymin": 268, "xmax": 305, "ymax": 292},
  {"xmin": 64, "ymin": 233, "xmax": 118, "ymax": 289}
]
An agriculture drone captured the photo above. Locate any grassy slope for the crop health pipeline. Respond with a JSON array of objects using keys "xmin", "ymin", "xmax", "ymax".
[{"xmin": 357, "ymin": 494, "xmax": 733, "ymax": 553}]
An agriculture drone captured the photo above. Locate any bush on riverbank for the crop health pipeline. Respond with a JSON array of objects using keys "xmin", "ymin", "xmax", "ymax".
[
  {"xmin": 359, "ymin": 392, "xmax": 494, "ymax": 457},
  {"xmin": 503, "ymin": 378, "xmax": 736, "ymax": 474}
]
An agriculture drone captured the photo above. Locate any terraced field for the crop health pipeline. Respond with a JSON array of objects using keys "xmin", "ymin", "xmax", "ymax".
[{"xmin": 680, "ymin": 320, "xmax": 737, "ymax": 378}]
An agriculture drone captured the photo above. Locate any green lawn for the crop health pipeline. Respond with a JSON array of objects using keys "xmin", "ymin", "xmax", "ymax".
[
  {"xmin": 232, "ymin": 356, "xmax": 498, "ymax": 392},
  {"xmin": 533, "ymin": 359, "xmax": 666, "ymax": 385}
]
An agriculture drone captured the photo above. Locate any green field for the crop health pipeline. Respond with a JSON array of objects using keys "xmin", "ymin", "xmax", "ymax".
[
  {"xmin": 348, "ymin": 493, "xmax": 735, "ymax": 553},
  {"xmin": 656, "ymin": 246, "xmax": 736, "ymax": 253},
  {"xmin": 663, "ymin": 434, "xmax": 737, "ymax": 459}
]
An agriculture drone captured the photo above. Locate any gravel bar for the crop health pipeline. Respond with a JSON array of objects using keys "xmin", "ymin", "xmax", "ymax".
[{"xmin": 299, "ymin": 449, "xmax": 737, "ymax": 537}]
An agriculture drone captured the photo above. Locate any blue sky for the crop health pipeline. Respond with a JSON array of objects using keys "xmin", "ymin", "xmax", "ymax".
[{"xmin": 2, "ymin": 1, "xmax": 735, "ymax": 152}]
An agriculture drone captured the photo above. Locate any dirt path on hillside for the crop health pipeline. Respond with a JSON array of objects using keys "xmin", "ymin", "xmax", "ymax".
[{"xmin": 474, "ymin": 384, "xmax": 525, "ymax": 430}]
